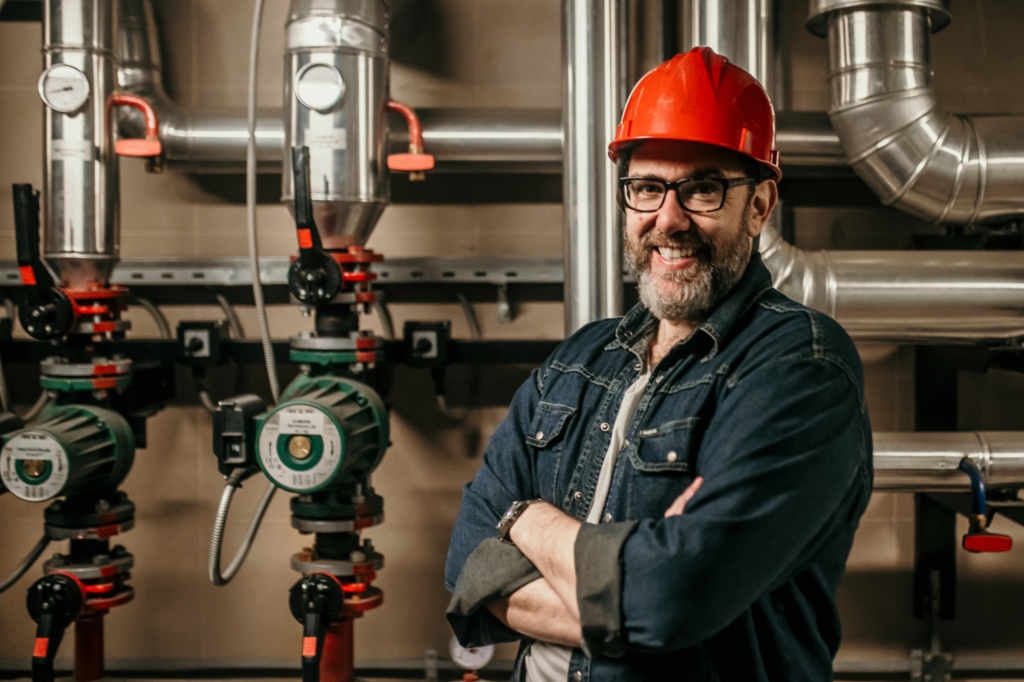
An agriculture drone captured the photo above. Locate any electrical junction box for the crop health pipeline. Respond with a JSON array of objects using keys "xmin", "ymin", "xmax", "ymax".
[
  {"xmin": 177, "ymin": 320, "xmax": 228, "ymax": 365},
  {"xmin": 403, "ymin": 320, "xmax": 451, "ymax": 368}
]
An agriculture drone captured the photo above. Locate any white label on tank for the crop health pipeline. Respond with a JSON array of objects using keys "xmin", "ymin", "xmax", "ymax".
[
  {"xmin": 52, "ymin": 139, "xmax": 94, "ymax": 161},
  {"xmin": 0, "ymin": 432, "xmax": 69, "ymax": 502},
  {"xmin": 303, "ymin": 127, "xmax": 347, "ymax": 150},
  {"xmin": 258, "ymin": 404, "xmax": 343, "ymax": 492}
]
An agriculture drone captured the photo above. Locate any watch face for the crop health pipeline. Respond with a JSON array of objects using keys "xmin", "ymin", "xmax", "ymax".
[
  {"xmin": 39, "ymin": 64, "xmax": 90, "ymax": 113},
  {"xmin": 449, "ymin": 634, "xmax": 494, "ymax": 670}
]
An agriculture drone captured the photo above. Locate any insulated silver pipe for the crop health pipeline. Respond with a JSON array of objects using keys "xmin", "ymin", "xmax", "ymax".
[
  {"xmin": 874, "ymin": 432, "xmax": 1024, "ymax": 491},
  {"xmin": 43, "ymin": 0, "xmax": 119, "ymax": 289},
  {"xmin": 562, "ymin": 0, "xmax": 627, "ymax": 335},
  {"xmin": 811, "ymin": 0, "xmax": 1024, "ymax": 227}
]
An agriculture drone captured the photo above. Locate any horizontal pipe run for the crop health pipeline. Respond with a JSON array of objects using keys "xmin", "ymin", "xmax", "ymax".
[{"xmin": 874, "ymin": 431, "xmax": 1024, "ymax": 491}]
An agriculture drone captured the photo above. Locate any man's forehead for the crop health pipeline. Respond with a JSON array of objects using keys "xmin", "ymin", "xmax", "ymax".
[{"xmin": 627, "ymin": 140, "xmax": 747, "ymax": 176}]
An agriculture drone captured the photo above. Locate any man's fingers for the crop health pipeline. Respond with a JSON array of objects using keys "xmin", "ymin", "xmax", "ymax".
[{"xmin": 664, "ymin": 476, "xmax": 704, "ymax": 518}]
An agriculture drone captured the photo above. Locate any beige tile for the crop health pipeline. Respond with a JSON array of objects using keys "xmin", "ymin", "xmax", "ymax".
[
  {"xmin": 0, "ymin": 22, "xmax": 42, "ymax": 90},
  {"xmin": 473, "ymin": 0, "xmax": 561, "ymax": 92},
  {"xmin": 192, "ymin": 0, "xmax": 286, "ymax": 96}
]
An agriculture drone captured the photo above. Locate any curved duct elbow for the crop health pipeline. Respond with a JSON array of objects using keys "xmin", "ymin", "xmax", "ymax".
[{"xmin": 815, "ymin": 2, "xmax": 1024, "ymax": 227}]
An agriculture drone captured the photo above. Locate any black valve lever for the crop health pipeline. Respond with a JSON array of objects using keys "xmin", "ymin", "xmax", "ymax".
[
  {"xmin": 287, "ymin": 147, "xmax": 341, "ymax": 306},
  {"xmin": 12, "ymin": 184, "xmax": 74, "ymax": 340},
  {"xmin": 289, "ymin": 573, "xmax": 345, "ymax": 682},
  {"xmin": 26, "ymin": 574, "xmax": 84, "ymax": 682}
]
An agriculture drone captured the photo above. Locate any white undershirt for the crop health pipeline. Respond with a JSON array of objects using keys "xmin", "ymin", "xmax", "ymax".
[{"xmin": 524, "ymin": 367, "xmax": 652, "ymax": 682}]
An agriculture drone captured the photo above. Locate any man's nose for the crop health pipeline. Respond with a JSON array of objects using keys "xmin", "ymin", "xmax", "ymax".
[{"xmin": 653, "ymin": 190, "xmax": 692, "ymax": 235}]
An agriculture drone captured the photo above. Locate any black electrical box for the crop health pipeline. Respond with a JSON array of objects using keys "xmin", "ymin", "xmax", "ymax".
[
  {"xmin": 403, "ymin": 320, "xmax": 451, "ymax": 368},
  {"xmin": 177, "ymin": 320, "xmax": 229, "ymax": 365},
  {"xmin": 213, "ymin": 394, "xmax": 266, "ymax": 477}
]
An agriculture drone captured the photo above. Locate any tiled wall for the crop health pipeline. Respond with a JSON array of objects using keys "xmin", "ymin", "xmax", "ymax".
[{"xmin": 2, "ymin": 0, "xmax": 1024, "ymax": 670}]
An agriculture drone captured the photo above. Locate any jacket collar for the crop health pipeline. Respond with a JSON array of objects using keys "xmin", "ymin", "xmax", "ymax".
[{"xmin": 612, "ymin": 251, "xmax": 774, "ymax": 362}]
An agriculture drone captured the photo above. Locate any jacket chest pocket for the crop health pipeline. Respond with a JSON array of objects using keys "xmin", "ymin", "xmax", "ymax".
[
  {"xmin": 526, "ymin": 401, "xmax": 576, "ymax": 502},
  {"xmin": 626, "ymin": 417, "xmax": 699, "ymax": 519}
]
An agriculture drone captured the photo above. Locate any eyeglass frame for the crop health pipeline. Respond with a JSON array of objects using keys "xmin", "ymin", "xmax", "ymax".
[{"xmin": 618, "ymin": 175, "xmax": 760, "ymax": 214}]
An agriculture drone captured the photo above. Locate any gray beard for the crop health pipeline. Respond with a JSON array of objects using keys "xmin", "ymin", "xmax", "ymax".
[{"xmin": 625, "ymin": 217, "xmax": 753, "ymax": 324}]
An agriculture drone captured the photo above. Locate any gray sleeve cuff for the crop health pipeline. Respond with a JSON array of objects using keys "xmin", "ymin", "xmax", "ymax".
[
  {"xmin": 575, "ymin": 520, "xmax": 639, "ymax": 659},
  {"xmin": 446, "ymin": 537, "xmax": 542, "ymax": 647}
]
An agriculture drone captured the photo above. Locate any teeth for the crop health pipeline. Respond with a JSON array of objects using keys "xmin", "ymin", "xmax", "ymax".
[{"xmin": 657, "ymin": 246, "xmax": 694, "ymax": 260}]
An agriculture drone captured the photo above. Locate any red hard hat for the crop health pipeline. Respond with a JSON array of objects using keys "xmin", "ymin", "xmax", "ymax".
[{"xmin": 609, "ymin": 47, "xmax": 781, "ymax": 181}]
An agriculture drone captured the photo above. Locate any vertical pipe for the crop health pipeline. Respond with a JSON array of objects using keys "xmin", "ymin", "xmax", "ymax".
[
  {"xmin": 320, "ymin": 618, "xmax": 354, "ymax": 682},
  {"xmin": 42, "ymin": 0, "xmax": 119, "ymax": 289},
  {"xmin": 562, "ymin": 0, "xmax": 625, "ymax": 336},
  {"xmin": 73, "ymin": 612, "xmax": 104, "ymax": 682}
]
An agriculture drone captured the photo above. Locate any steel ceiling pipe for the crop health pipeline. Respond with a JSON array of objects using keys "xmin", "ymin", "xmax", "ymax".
[
  {"xmin": 874, "ymin": 432, "xmax": 1024, "ymax": 491},
  {"xmin": 562, "ymin": 0, "xmax": 626, "ymax": 335},
  {"xmin": 811, "ymin": 0, "xmax": 1024, "ymax": 227}
]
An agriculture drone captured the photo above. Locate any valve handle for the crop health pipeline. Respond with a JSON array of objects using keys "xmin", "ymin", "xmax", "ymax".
[
  {"xmin": 288, "ymin": 147, "xmax": 341, "ymax": 305},
  {"xmin": 386, "ymin": 100, "xmax": 434, "ymax": 178},
  {"xmin": 13, "ymin": 185, "xmax": 54, "ymax": 296},
  {"xmin": 289, "ymin": 573, "xmax": 345, "ymax": 682},
  {"xmin": 959, "ymin": 457, "xmax": 1013, "ymax": 553},
  {"xmin": 27, "ymin": 574, "xmax": 84, "ymax": 682},
  {"xmin": 107, "ymin": 93, "xmax": 162, "ymax": 157},
  {"xmin": 11, "ymin": 184, "xmax": 74, "ymax": 340}
]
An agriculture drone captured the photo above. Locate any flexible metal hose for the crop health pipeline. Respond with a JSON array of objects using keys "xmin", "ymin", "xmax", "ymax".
[
  {"xmin": 0, "ymin": 536, "xmax": 50, "ymax": 594},
  {"xmin": 208, "ymin": 467, "xmax": 276, "ymax": 586},
  {"xmin": 246, "ymin": 0, "xmax": 279, "ymax": 405},
  {"xmin": 129, "ymin": 295, "xmax": 172, "ymax": 339}
]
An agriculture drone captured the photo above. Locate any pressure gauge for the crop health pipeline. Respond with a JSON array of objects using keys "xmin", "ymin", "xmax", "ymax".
[
  {"xmin": 295, "ymin": 62, "xmax": 345, "ymax": 112},
  {"xmin": 38, "ymin": 64, "xmax": 90, "ymax": 114},
  {"xmin": 449, "ymin": 635, "xmax": 494, "ymax": 671}
]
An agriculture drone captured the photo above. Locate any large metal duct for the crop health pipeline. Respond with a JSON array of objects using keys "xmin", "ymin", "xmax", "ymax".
[
  {"xmin": 42, "ymin": 0, "xmax": 120, "ymax": 289},
  {"xmin": 562, "ymin": 0, "xmax": 627, "ymax": 334},
  {"xmin": 809, "ymin": 0, "xmax": 1024, "ymax": 227}
]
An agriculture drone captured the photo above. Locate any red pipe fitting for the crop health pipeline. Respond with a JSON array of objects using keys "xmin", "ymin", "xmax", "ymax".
[
  {"xmin": 107, "ymin": 93, "xmax": 162, "ymax": 157},
  {"xmin": 386, "ymin": 100, "xmax": 434, "ymax": 176}
]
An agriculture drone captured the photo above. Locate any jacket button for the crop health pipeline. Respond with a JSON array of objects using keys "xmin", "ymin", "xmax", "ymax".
[
  {"xmin": 573, "ymin": 672, "xmax": 583, "ymax": 682},
  {"xmin": 600, "ymin": 422, "xmax": 610, "ymax": 432},
  {"xmin": 535, "ymin": 431, "xmax": 544, "ymax": 440},
  {"xmin": 573, "ymin": 491, "xmax": 583, "ymax": 501},
  {"xmin": 634, "ymin": 362, "xmax": 642, "ymax": 370},
  {"xmin": 666, "ymin": 451, "xmax": 678, "ymax": 463},
  {"xmin": 602, "ymin": 512, "xmax": 612, "ymax": 523}
]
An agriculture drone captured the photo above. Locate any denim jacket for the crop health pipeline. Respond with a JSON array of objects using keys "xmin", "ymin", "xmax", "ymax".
[{"xmin": 445, "ymin": 252, "xmax": 873, "ymax": 682}]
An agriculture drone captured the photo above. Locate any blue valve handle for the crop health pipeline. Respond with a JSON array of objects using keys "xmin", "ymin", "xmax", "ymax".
[{"xmin": 958, "ymin": 457, "xmax": 987, "ymax": 518}]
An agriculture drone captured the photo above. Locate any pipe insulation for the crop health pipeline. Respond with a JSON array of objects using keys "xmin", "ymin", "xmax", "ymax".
[
  {"xmin": 812, "ymin": 0, "xmax": 1024, "ymax": 227},
  {"xmin": 874, "ymin": 431, "xmax": 1024, "ymax": 492}
]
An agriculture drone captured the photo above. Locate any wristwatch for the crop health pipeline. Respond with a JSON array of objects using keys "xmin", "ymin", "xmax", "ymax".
[{"xmin": 496, "ymin": 499, "xmax": 542, "ymax": 545}]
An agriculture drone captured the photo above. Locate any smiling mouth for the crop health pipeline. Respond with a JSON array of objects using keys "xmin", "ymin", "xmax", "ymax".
[{"xmin": 655, "ymin": 246, "xmax": 698, "ymax": 262}]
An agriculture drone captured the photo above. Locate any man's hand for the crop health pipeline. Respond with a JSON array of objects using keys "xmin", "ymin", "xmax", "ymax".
[
  {"xmin": 664, "ymin": 476, "xmax": 704, "ymax": 518},
  {"xmin": 485, "ymin": 578, "xmax": 582, "ymax": 648},
  {"xmin": 509, "ymin": 502, "xmax": 582, "ymax": 618}
]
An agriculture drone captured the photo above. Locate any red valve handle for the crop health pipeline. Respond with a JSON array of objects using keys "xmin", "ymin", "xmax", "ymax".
[
  {"xmin": 107, "ymin": 93, "xmax": 162, "ymax": 157},
  {"xmin": 386, "ymin": 100, "xmax": 435, "ymax": 173},
  {"xmin": 963, "ymin": 513, "xmax": 1013, "ymax": 553}
]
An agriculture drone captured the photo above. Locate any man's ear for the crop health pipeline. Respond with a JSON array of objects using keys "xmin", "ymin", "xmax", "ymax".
[{"xmin": 747, "ymin": 180, "xmax": 778, "ymax": 237}]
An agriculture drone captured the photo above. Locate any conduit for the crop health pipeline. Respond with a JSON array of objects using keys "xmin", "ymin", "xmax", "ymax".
[{"xmin": 810, "ymin": 0, "xmax": 1024, "ymax": 227}]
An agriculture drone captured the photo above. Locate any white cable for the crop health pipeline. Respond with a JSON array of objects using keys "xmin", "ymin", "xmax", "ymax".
[
  {"xmin": 0, "ymin": 536, "xmax": 49, "ymax": 594},
  {"xmin": 246, "ymin": 0, "xmax": 278, "ymax": 405},
  {"xmin": 215, "ymin": 293, "xmax": 245, "ymax": 339},
  {"xmin": 129, "ymin": 295, "xmax": 172, "ymax": 339},
  {"xmin": 209, "ymin": 471, "xmax": 276, "ymax": 586}
]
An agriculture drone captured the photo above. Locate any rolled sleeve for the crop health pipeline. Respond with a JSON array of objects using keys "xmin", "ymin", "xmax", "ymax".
[{"xmin": 575, "ymin": 520, "xmax": 639, "ymax": 658}]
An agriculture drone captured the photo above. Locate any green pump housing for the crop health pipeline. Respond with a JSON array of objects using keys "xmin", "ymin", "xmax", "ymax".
[
  {"xmin": 0, "ymin": 404, "xmax": 136, "ymax": 502},
  {"xmin": 255, "ymin": 373, "xmax": 388, "ymax": 494}
]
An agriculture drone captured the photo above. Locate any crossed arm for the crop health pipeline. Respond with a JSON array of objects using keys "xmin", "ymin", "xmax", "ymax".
[{"xmin": 484, "ymin": 478, "xmax": 704, "ymax": 647}]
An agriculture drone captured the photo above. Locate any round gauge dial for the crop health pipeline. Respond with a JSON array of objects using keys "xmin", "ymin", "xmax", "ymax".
[
  {"xmin": 449, "ymin": 635, "xmax": 494, "ymax": 671},
  {"xmin": 38, "ymin": 64, "xmax": 90, "ymax": 114},
  {"xmin": 295, "ymin": 62, "xmax": 345, "ymax": 112}
]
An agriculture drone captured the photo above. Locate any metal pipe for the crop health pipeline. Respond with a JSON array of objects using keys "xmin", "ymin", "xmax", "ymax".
[
  {"xmin": 811, "ymin": 0, "xmax": 1024, "ymax": 227},
  {"xmin": 562, "ymin": 0, "xmax": 626, "ymax": 335},
  {"xmin": 43, "ymin": 0, "xmax": 119, "ymax": 289},
  {"xmin": 874, "ymin": 432, "xmax": 1024, "ymax": 491}
]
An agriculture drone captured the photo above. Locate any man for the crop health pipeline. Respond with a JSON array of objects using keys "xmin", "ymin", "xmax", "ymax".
[{"xmin": 445, "ymin": 47, "xmax": 872, "ymax": 681}]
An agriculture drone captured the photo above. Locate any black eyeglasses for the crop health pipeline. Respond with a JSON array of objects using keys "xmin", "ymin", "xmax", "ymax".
[{"xmin": 619, "ymin": 176, "xmax": 758, "ymax": 213}]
